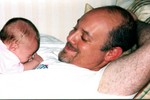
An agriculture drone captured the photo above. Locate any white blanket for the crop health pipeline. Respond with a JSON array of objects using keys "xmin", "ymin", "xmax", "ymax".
[
  {"xmin": 0, "ymin": 35, "xmax": 136, "ymax": 99},
  {"xmin": 0, "ymin": 63, "xmax": 135, "ymax": 99}
]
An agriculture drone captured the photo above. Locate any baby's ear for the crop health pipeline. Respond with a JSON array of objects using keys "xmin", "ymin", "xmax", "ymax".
[
  {"xmin": 8, "ymin": 41, "xmax": 19, "ymax": 51},
  {"xmin": 104, "ymin": 47, "xmax": 123, "ymax": 62}
]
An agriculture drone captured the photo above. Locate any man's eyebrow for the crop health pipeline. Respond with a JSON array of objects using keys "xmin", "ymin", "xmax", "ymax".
[{"xmin": 82, "ymin": 27, "xmax": 93, "ymax": 41}]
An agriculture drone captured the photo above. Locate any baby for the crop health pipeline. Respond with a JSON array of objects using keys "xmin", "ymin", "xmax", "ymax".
[{"xmin": 0, "ymin": 17, "xmax": 43, "ymax": 74}]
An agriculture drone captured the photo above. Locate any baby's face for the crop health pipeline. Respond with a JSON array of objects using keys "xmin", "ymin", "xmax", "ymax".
[{"xmin": 13, "ymin": 37, "xmax": 38, "ymax": 63}]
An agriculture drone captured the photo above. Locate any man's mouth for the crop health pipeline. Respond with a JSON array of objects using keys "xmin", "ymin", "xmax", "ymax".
[{"xmin": 65, "ymin": 42, "xmax": 78, "ymax": 52}]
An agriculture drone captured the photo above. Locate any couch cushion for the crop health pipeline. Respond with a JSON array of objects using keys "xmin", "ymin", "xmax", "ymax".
[{"xmin": 128, "ymin": 0, "xmax": 150, "ymax": 23}]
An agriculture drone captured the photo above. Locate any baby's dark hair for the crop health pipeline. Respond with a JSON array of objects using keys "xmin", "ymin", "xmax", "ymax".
[{"xmin": 0, "ymin": 17, "xmax": 40, "ymax": 49}]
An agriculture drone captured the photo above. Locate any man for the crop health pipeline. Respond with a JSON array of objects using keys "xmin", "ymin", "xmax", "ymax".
[
  {"xmin": 58, "ymin": 5, "xmax": 149, "ymax": 96},
  {"xmin": 58, "ymin": 6, "xmax": 137, "ymax": 71}
]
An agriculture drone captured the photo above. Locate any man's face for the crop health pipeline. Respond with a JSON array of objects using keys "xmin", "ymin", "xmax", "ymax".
[{"xmin": 58, "ymin": 10, "xmax": 113, "ymax": 70}]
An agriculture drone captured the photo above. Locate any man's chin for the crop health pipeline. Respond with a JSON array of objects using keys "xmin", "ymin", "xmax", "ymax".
[
  {"xmin": 58, "ymin": 56, "xmax": 70, "ymax": 63},
  {"xmin": 58, "ymin": 52, "xmax": 74, "ymax": 63}
]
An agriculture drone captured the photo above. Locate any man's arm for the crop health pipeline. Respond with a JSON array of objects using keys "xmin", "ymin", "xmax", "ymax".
[{"xmin": 98, "ymin": 20, "xmax": 150, "ymax": 96}]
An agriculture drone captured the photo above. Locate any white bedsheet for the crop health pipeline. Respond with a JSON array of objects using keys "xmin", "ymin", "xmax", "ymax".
[{"xmin": 37, "ymin": 34, "xmax": 65, "ymax": 64}]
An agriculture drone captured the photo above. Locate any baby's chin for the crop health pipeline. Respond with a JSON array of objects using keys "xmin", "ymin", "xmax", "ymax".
[{"xmin": 21, "ymin": 60, "xmax": 29, "ymax": 64}]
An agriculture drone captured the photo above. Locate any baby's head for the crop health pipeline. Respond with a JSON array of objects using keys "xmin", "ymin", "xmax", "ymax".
[{"xmin": 0, "ymin": 17, "xmax": 40, "ymax": 63}]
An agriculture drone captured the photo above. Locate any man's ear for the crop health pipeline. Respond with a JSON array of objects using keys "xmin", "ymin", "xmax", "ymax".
[{"xmin": 104, "ymin": 47, "xmax": 123, "ymax": 62}]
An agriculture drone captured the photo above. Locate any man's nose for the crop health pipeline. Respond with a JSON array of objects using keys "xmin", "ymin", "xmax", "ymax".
[{"xmin": 67, "ymin": 31, "xmax": 80, "ymax": 44}]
